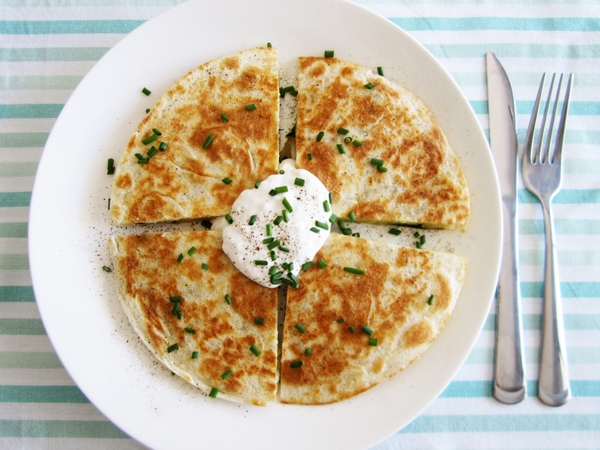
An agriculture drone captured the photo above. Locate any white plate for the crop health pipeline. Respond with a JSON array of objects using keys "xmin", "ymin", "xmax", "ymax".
[{"xmin": 29, "ymin": 0, "xmax": 501, "ymax": 448}]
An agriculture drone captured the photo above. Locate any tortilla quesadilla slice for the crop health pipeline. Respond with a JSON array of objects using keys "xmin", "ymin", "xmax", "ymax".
[
  {"xmin": 111, "ymin": 47, "xmax": 280, "ymax": 225},
  {"xmin": 279, "ymin": 233, "xmax": 467, "ymax": 405},
  {"xmin": 295, "ymin": 57, "xmax": 470, "ymax": 231},
  {"xmin": 108, "ymin": 230, "xmax": 279, "ymax": 406}
]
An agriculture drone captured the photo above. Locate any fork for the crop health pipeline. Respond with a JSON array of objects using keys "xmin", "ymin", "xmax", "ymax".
[{"xmin": 522, "ymin": 73, "xmax": 574, "ymax": 407}]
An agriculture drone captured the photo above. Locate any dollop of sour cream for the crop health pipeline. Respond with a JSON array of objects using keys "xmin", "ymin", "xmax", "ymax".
[{"xmin": 222, "ymin": 159, "xmax": 331, "ymax": 288}]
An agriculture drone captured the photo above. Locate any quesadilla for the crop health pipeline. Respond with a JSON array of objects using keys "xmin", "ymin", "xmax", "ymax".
[
  {"xmin": 111, "ymin": 47, "xmax": 280, "ymax": 225},
  {"xmin": 295, "ymin": 57, "xmax": 470, "ymax": 231},
  {"xmin": 108, "ymin": 230, "xmax": 279, "ymax": 406},
  {"xmin": 279, "ymin": 233, "xmax": 467, "ymax": 405}
]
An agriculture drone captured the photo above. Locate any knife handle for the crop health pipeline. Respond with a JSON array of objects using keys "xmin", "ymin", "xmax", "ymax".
[{"xmin": 493, "ymin": 196, "xmax": 526, "ymax": 404}]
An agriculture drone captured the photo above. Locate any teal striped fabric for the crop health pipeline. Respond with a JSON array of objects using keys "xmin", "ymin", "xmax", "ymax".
[{"xmin": 1, "ymin": 0, "xmax": 599, "ymax": 449}]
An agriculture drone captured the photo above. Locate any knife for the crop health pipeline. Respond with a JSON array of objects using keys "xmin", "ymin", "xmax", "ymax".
[{"xmin": 486, "ymin": 52, "xmax": 526, "ymax": 404}]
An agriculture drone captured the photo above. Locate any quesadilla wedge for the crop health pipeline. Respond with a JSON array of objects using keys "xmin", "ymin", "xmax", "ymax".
[
  {"xmin": 295, "ymin": 57, "xmax": 470, "ymax": 231},
  {"xmin": 111, "ymin": 47, "xmax": 279, "ymax": 225},
  {"xmin": 279, "ymin": 233, "xmax": 467, "ymax": 405},
  {"xmin": 108, "ymin": 230, "xmax": 278, "ymax": 406}
]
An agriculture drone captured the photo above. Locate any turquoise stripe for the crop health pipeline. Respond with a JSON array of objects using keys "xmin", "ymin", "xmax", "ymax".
[
  {"xmin": 0, "ymin": 47, "xmax": 109, "ymax": 62},
  {"xmin": 0, "ymin": 286, "xmax": 35, "ymax": 302},
  {"xmin": 520, "ymin": 219, "xmax": 600, "ymax": 235},
  {"xmin": 484, "ymin": 313, "xmax": 600, "ymax": 331},
  {"xmin": 390, "ymin": 17, "xmax": 600, "ymax": 32},
  {"xmin": 401, "ymin": 413, "xmax": 600, "ymax": 434},
  {"xmin": 0, "ymin": 352, "xmax": 62, "ymax": 369},
  {"xmin": 0, "ymin": 385, "xmax": 88, "ymax": 403},
  {"xmin": 426, "ymin": 43, "xmax": 600, "ymax": 59},
  {"xmin": 0, "ymin": 75, "xmax": 82, "ymax": 90},
  {"xmin": 519, "ymin": 189, "xmax": 600, "ymax": 204},
  {"xmin": 0, "ymin": 132, "xmax": 48, "ymax": 148},
  {"xmin": 471, "ymin": 100, "xmax": 600, "ymax": 116},
  {"xmin": 467, "ymin": 346, "xmax": 600, "ymax": 364},
  {"xmin": 0, "ymin": 0, "xmax": 184, "ymax": 6},
  {"xmin": 0, "ymin": 419, "xmax": 128, "ymax": 439},
  {"xmin": 0, "ymin": 162, "xmax": 38, "ymax": 177},
  {"xmin": 0, "ymin": 319, "xmax": 45, "ymax": 335},
  {"xmin": 0, "ymin": 104, "xmax": 63, "ymax": 119},
  {"xmin": 0, "ymin": 20, "xmax": 144, "ymax": 35},
  {"xmin": 0, "ymin": 254, "xmax": 29, "ymax": 270},
  {"xmin": 520, "ymin": 249, "xmax": 600, "ymax": 266},
  {"xmin": 523, "ymin": 282, "xmax": 599, "ymax": 298},
  {"xmin": 0, "ymin": 223, "xmax": 28, "ymax": 238},
  {"xmin": 441, "ymin": 380, "xmax": 598, "ymax": 399},
  {"xmin": 0, "ymin": 192, "xmax": 31, "ymax": 207}
]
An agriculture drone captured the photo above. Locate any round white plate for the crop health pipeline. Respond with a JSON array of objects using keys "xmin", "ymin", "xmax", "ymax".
[{"xmin": 29, "ymin": 0, "xmax": 501, "ymax": 448}]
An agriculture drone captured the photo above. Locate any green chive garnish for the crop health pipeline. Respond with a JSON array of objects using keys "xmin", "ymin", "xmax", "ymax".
[
  {"xmin": 108, "ymin": 198, "xmax": 111, "ymax": 210},
  {"xmin": 295, "ymin": 323, "xmax": 306, "ymax": 333},
  {"xmin": 167, "ymin": 343, "xmax": 179, "ymax": 353},
  {"xmin": 201, "ymin": 219, "xmax": 212, "ymax": 229},
  {"xmin": 222, "ymin": 177, "xmax": 232, "ymax": 185},
  {"xmin": 269, "ymin": 250, "xmax": 277, "ymax": 261},
  {"xmin": 142, "ymin": 134, "xmax": 157, "ymax": 145},
  {"xmin": 420, "ymin": 235, "xmax": 426, "ymax": 245},
  {"xmin": 225, "ymin": 214, "xmax": 233, "ymax": 224},
  {"xmin": 377, "ymin": 66, "xmax": 384, "ymax": 76},
  {"xmin": 254, "ymin": 317, "xmax": 265, "ymax": 325},
  {"xmin": 280, "ymin": 170, "xmax": 285, "ymax": 174},
  {"xmin": 147, "ymin": 146, "xmax": 158, "ymax": 158},
  {"xmin": 177, "ymin": 253, "xmax": 183, "ymax": 263},
  {"xmin": 271, "ymin": 277, "xmax": 283, "ymax": 285},
  {"xmin": 187, "ymin": 246, "xmax": 197, "ymax": 256},
  {"xmin": 348, "ymin": 326, "xmax": 356, "ymax": 333},
  {"xmin": 266, "ymin": 223, "xmax": 273, "ymax": 236},
  {"xmin": 152, "ymin": 128, "xmax": 162, "ymax": 136},
  {"xmin": 316, "ymin": 131, "xmax": 325, "ymax": 142},
  {"xmin": 352, "ymin": 139, "xmax": 363, "ymax": 147},
  {"xmin": 262, "ymin": 237, "xmax": 274, "ymax": 244},
  {"xmin": 254, "ymin": 180, "xmax": 260, "ymax": 189},
  {"xmin": 318, "ymin": 259, "xmax": 327, "ymax": 269},
  {"xmin": 221, "ymin": 113, "xmax": 229, "ymax": 122},
  {"xmin": 224, "ymin": 294, "xmax": 232, "ymax": 305},
  {"xmin": 337, "ymin": 317, "xmax": 345, "ymax": 323},
  {"xmin": 290, "ymin": 360, "xmax": 303, "ymax": 368},
  {"xmin": 323, "ymin": 200, "xmax": 330, "ymax": 212},
  {"xmin": 169, "ymin": 296, "xmax": 182, "ymax": 303},
  {"xmin": 282, "ymin": 198, "xmax": 293, "ymax": 212},
  {"xmin": 146, "ymin": 108, "xmax": 151, "ymax": 113},
  {"xmin": 282, "ymin": 209, "xmax": 290, "ymax": 223},
  {"xmin": 267, "ymin": 42, "xmax": 272, "ymax": 47},
  {"xmin": 267, "ymin": 240, "xmax": 280, "ymax": 250},
  {"xmin": 159, "ymin": 141, "xmax": 168, "ymax": 151},
  {"xmin": 315, "ymin": 220, "xmax": 329, "ymax": 230},
  {"xmin": 389, "ymin": 228, "xmax": 401, "ymax": 236},
  {"xmin": 369, "ymin": 338, "xmax": 378, "ymax": 346},
  {"xmin": 102, "ymin": 265, "xmax": 112, "ymax": 273},
  {"xmin": 428, "ymin": 294, "xmax": 435, "ymax": 305},
  {"xmin": 191, "ymin": 351, "xmax": 199, "ymax": 359},
  {"xmin": 301, "ymin": 261, "xmax": 312, "ymax": 270},
  {"xmin": 142, "ymin": 87, "xmax": 151, "ymax": 95},
  {"xmin": 362, "ymin": 325, "xmax": 373, "ymax": 336},
  {"xmin": 378, "ymin": 166, "xmax": 388, "ymax": 172},
  {"xmin": 344, "ymin": 136, "xmax": 352, "ymax": 144},
  {"xmin": 203, "ymin": 133, "xmax": 214, "ymax": 149},
  {"xmin": 305, "ymin": 348, "xmax": 312, "ymax": 356},
  {"xmin": 107, "ymin": 158, "xmax": 115, "ymax": 175},
  {"xmin": 337, "ymin": 127, "xmax": 349, "ymax": 135},
  {"xmin": 250, "ymin": 344, "xmax": 261, "ymax": 356},
  {"xmin": 308, "ymin": 153, "xmax": 313, "ymax": 161},
  {"xmin": 222, "ymin": 369, "xmax": 233, "ymax": 380},
  {"xmin": 248, "ymin": 215, "xmax": 257, "ymax": 225},
  {"xmin": 348, "ymin": 211, "xmax": 356, "ymax": 222},
  {"xmin": 254, "ymin": 260, "xmax": 268, "ymax": 266},
  {"xmin": 324, "ymin": 50, "xmax": 334, "ymax": 58},
  {"xmin": 184, "ymin": 327, "xmax": 196, "ymax": 334},
  {"xmin": 287, "ymin": 262, "xmax": 294, "ymax": 271},
  {"xmin": 137, "ymin": 157, "xmax": 149, "ymax": 164},
  {"xmin": 329, "ymin": 192, "xmax": 333, "ymax": 204},
  {"xmin": 294, "ymin": 177, "xmax": 305, "ymax": 186},
  {"xmin": 274, "ymin": 215, "xmax": 283, "ymax": 225},
  {"xmin": 310, "ymin": 227, "xmax": 321, "ymax": 233},
  {"xmin": 172, "ymin": 303, "xmax": 181, "ymax": 320},
  {"xmin": 279, "ymin": 245, "xmax": 290, "ymax": 253},
  {"xmin": 371, "ymin": 158, "xmax": 384, "ymax": 166},
  {"xmin": 135, "ymin": 153, "xmax": 144, "ymax": 160},
  {"xmin": 337, "ymin": 144, "xmax": 346, "ymax": 154},
  {"xmin": 269, "ymin": 265, "xmax": 279, "ymax": 275},
  {"xmin": 201, "ymin": 263, "xmax": 209, "ymax": 270},
  {"xmin": 414, "ymin": 231, "xmax": 420, "ymax": 238},
  {"xmin": 352, "ymin": 232, "xmax": 361, "ymax": 238},
  {"xmin": 344, "ymin": 267, "xmax": 364, "ymax": 275},
  {"xmin": 269, "ymin": 186, "xmax": 289, "ymax": 195},
  {"xmin": 209, "ymin": 387, "xmax": 219, "ymax": 398},
  {"xmin": 364, "ymin": 82, "xmax": 375, "ymax": 89},
  {"xmin": 328, "ymin": 213, "xmax": 337, "ymax": 223},
  {"xmin": 245, "ymin": 104, "xmax": 257, "ymax": 111}
]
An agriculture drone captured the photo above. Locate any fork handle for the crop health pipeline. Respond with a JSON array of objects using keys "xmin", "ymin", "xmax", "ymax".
[{"xmin": 538, "ymin": 197, "xmax": 571, "ymax": 406}]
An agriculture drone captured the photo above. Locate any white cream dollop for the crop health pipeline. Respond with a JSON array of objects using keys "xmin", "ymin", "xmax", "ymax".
[{"xmin": 222, "ymin": 159, "xmax": 331, "ymax": 288}]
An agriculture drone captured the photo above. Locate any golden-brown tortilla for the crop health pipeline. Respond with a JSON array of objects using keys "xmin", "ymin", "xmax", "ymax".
[
  {"xmin": 111, "ymin": 47, "xmax": 280, "ymax": 225},
  {"xmin": 279, "ymin": 233, "xmax": 467, "ymax": 405},
  {"xmin": 295, "ymin": 57, "xmax": 470, "ymax": 231},
  {"xmin": 108, "ymin": 230, "xmax": 278, "ymax": 406}
]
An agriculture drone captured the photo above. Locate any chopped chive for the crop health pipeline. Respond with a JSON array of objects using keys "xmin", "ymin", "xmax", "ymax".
[
  {"xmin": 254, "ymin": 317, "xmax": 265, "ymax": 325},
  {"xmin": 352, "ymin": 139, "xmax": 363, "ymax": 147},
  {"xmin": 184, "ymin": 327, "xmax": 196, "ymax": 334},
  {"xmin": 177, "ymin": 253, "xmax": 184, "ymax": 263},
  {"xmin": 352, "ymin": 232, "xmax": 361, "ymax": 238},
  {"xmin": 348, "ymin": 211, "xmax": 356, "ymax": 222},
  {"xmin": 102, "ymin": 265, "xmax": 112, "ymax": 273},
  {"xmin": 108, "ymin": 198, "xmax": 111, "ymax": 210},
  {"xmin": 135, "ymin": 153, "xmax": 144, "ymax": 160},
  {"xmin": 371, "ymin": 158, "xmax": 384, "ymax": 166},
  {"xmin": 343, "ymin": 228, "xmax": 353, "ymax": 236},
  {"xmin": 362, "ymin": 325, "xmax": 373, "ymax": 336},
  {"xmin": 269, "ymin": 186, "xmax": 289, "ymax": 195},
  {"xmin": 324, "ymin": 50, "xmax": 334, "ymax": 58},
  {"xmin": 318, "ymin": 259, "xmax": 327, "ymax": 269},
  {"xmin": 287, "ymin": 262, "xmax": 294, "ymax": 271},
  {"xmin": 428, "ymin": 294, "xmax": 435, "ymax": 305},
  {"xmin": 169, "ymin": 296, "xmax": 182, "ymax": 303},
  {"xmin": 336, "ymin": 144, "xmax": 346, "ymax": 154},
  {"xmin": 282, "ymin": 197, "xmax": 293, "ymax": 212},
  {"xmin": 146, "ymin": 108, "xmax": 151, "ymax": 113},
  {"xmin": 369, "ymin": 338, "xmax": 378, "ymax": 346},
  {"xmin": 271, "ymin": 271, "xmax": 283, "ymax": 281},
  {"xmin": 389, "ymin": 228, "xmax": 402, "ymax": 236},
  {"xmin": 378, "ymin": 166, "xmax": 388, "ymax": 172},
  {"xmin": 316, "ymin": 131, "xmax": 325, "ymax": 142},
  {"xmin": 269, "ymin": 250, "xmax": 277, "ymax": 261},
  {"xmin": 221, "ymin": 113, "xmax": 229, "ymax": 122},
  {"xmin": 294, "ymin": 177, "xmax": 305, "ymax": 186},
  {"xmin": 221, "ymin": 369, "xmax": 233, "ymax": 380},
  {"xmin": 152, "ymin": 128, "xmax": 162, "ymax": 136},
  {"xmin": 191, "ymin": 351, "xmax": 199, "ymax": 359},
  {"xmin": 344, "ymin": 267, "xmax": 364, "ymax": 276},
  {"xmin": 137, "ymin": 157, "xmax": 150, "ymax": 164},
  {"xmin": 203, "ymin": 133, "xmax": 214, "ymax": 149},
  {"xmin": 262, "ymin": 237, "xmax": 274, "ymax": 244},
  {"xmin": 337, "ymin": 127, "xmax": 349, "ymax": 135},
  {"xmin": 142, "ymin": 87, "xmax": 151, "ymax": 95},
  {"xmin": 222, "ymin": 177, "xmax": 233, "ymax": 185},
  {"xmin": 310, "ymin": 227, "xmax": 321, "ymax": 233},
  {"xmin": 266, "ymin": 223, "xmax": 273, "ymax": 236},
  {"xmin": 269, "ymin": 265, "xmax": 279, "ymax": 275},
  {"xmin": 328, "ymin": 213, "xmax": 337, "ymax": 223},
  {"xmin": 201, "ymin": 219, "xmax": 212, "ymax": 229},
  {"xmin": 167, "ymin": 343, "xmax": 179, "ymax": 353},
  {"xmin": 301, "ymin": 261, "xmax": 313, "ymax": 270},
  {"xmin": 305, "ymin": 347, "xmax": 312, "ymax": 356},
  {"xmin": 329, "ymin": 192, "xmax": 333, "ymax": 204},
  {"xmin": 172, "ymin": 303, "xmax": 182, "ymax": 320},
  {"xmin": 290, "ymin": 360, "xmax": 303, "ymax": 368},
  {"xmin": 267, "ymin": 42, "xmax": 272, "ymax": 47},
  {"xmin": 147, "ymin": 146, "xmax": 158, "ymax": 158},
  {"xmin": 254, "ymin": 180, "xmax": 260, "ymax": 189},
  {"xmin": 420, "ymin": 234, "xmax": 426, "ymax": 245},
  {"xmin": 201, "ymin": 263, "xmax": 209, "ymax": 270},
  {"xmin": 282, "ymin": 209, "xmax": 290, "ymax": 223},
  {"xmin": 187, "ymin": 246, "xmax": 197, "ymax": 256},
  {"xmin": 295, "ymin": 323, "xmax": 306, "ymax": 333},
  {"xmin": 287, "ymin": 272, "xmax": 299, "ymax": 284},
  {"xmin": 245, "ymin": 104, "xmax": 257, "ymax": 111},
  {"xmin": 413, "ymin": 231, "xmax": 420, "ymax": 238},
  {"xmin": 315, "ymin": 220, "xmax": 329, "ymax": 230},
  {"xmin": 344, "ymin": 136, "xmax": 352, "ymax": 144},
  {"xmin": 158, "ymin": 142, "xmax": 167, "ymax": 152},
  {"xmin": 209, "ymin": 387, "xmax": 219, "ymax": 398},
  {"xmin": 364, "ymin": 82, "xmax": 375, "ymax": 89},
  {"xmin": 250, "ymin": 344, "xmax": 261, "ymax": 356},
  {"xmin": 107, "ymin": 158, "xmax": 115, "ymax": 175},
  {"xmin": 224, "ymin": 294, "xmax": 232, "ymax": 305},
  {"xmin": 254, "ymin": 260, "xmax": 268, "ymax": 266},
  {"xmin": 142, "ymin": 134, "xmax": 157, "ymax": 145},
  {"xmin": 267, "ymin": 240, "xmax": 280, "ymax": 250},
  {"xmin": 337, "ymin": 317, "xmax": 345, "ymax": 323},
  {"xmin": 337, "ymin": 219, "xmax": 346, "ymax": 232},
  {"xmin": 279, "ymin": 245, "xmax": 290, "ymax": 253},
  {"xmin": 279, "ymin": 86, "xmax": 295, "ymax": 97},
  {"xmin": 308, "ymin": 153, "xmax": 313, "ymax": 161},
  {"xmin": 225, "ymin": 214, "xmax": 233, "ymax": 224},
  {"xmin": 348, "ymin": 326, "xmax": 356, "ymax": 333},
  {"xmin": 270, "ymin": 277, "xmax": 283, "ymax": 286},
  {"xmin": 248, "ymin": 215, "xmax": 257, "ymax": 225},
  {"xmin": 322, "ymin": 200, "xmax": 331, "ymax": 212},
  {"xmin": 281, "ymin": 262, "xmax": 290, "ymax": 271},
  {"xmin": 377, "ymin": 66, "xmax": 384, "ymax": 76}
]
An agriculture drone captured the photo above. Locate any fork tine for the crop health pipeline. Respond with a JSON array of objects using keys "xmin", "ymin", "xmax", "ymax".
[
  {"xmin": 524, "ymin": 73, "xmax": 547, "ymax": 164},
  {"xmin": 542, "ymin": 74, "xmax": 562, "ymax": 164},
  {"xmin": 537, "ymin": 74, "xmax": 556, "ymax": 164},
  {"xmin": 551, "ymin": 73, "xmax": 574, "ymax": 165}
]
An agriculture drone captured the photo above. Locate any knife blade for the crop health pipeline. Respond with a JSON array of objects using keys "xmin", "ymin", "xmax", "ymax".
[{"xmin": 486, "ymin": 52, "xmax": 526, "ymax": 404}]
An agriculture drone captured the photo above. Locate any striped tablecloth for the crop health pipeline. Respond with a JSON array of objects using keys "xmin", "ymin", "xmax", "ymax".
[{"xmin": 1, "ymin": 0, "xmax": 599, "ymax": 448}]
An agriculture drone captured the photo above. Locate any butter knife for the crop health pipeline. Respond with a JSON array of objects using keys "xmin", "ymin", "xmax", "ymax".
[{"xmin": 486, "ymin": 52, "xmax": 526, "ymax": 404}]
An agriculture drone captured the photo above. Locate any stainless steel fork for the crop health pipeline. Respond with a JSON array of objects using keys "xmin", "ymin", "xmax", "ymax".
[{"xmin": 522, "ymin": 73, "xmax": 573, "ymax": 407}]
